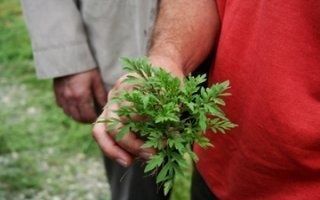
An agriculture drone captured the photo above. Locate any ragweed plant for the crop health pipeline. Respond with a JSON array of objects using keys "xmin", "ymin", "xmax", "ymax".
[{"xmin": 101, "ymin": 57, "xmax": 236, "ymax": 195}]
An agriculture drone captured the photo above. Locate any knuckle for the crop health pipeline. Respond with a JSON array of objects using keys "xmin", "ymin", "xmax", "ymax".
[
  {"xmin": 92, "ymin": 128, "xmax": 99, "ymax": 140},
  {"xmin": 72, "ymin": 92, "xmax": 83, "ymax": 101},
  {"xmin": 63, "ymin": 91, "xmax": 72, "ymax": 99},
  {"xmin": 92, "ymin": 125, "xmax": 103, "ymax": 139},
  {"xmin": 114, "ymin": 79, "xmax": 122, "ymax": 87},
  {"xmin": 119, "ymin": 140, "xmax": 140, "ymax": 155},
  {"xmin": 65, "ymin": 90, "xmax": 85, "ymax": 101}
]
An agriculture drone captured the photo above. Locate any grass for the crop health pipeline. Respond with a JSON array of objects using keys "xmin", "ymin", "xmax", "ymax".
[
  {"xmin": 0, "ymin": 0, "xmax": 192, "ymax": 199},
  {"xmin": 0, "ymin": 1, "xmax": 107, "ymax": 198}
]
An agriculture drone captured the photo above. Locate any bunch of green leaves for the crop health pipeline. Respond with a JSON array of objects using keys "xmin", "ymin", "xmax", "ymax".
[{"xmin": 106, "ymin": 57, "xmax": 236, "ymax": 195}]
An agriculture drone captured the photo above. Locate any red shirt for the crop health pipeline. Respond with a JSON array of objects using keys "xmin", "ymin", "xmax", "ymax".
[{"xmin": 194, "ymin": 1, "xmax": 320, "ymax": 199}]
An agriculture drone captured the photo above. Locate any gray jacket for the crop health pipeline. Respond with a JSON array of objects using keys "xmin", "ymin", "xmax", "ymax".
[{"xmin": 21, "ymin": 0, "xmax": 157, "ymax": 87}]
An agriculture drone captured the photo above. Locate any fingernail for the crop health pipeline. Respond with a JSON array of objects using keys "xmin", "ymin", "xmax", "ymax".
[
  {"xmin": 139, "ymin": 152, "xmax": 153, "ymax": 160},
  {"xmin": 116, "ymin": 159, "xmax": 128, "ymax": 167}
]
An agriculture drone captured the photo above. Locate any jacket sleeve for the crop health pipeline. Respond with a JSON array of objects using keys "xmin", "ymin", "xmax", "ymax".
[{"xmin": 21, "ymin": 0, "xmax": 97, "ymax": 79}]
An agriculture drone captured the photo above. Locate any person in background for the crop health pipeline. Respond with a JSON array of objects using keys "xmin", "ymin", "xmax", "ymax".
[
  {"xmin": 21, "ymin": 1, "xmax": 168, "ymax": 199},
  {"xmin": 93, "ymin": 0, "xmax": 320, "ymax": 199}
]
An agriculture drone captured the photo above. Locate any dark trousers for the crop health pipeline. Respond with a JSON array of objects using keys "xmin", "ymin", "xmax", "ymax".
[
  {"xmin": 105, "ymin": 157, "xmax": 217, "ymax": 200},
  {"xmin": 103, "ymin": 156, "xmax": 168, "ymax": 200},
  {"xmin": 191, "ymin": 168, "xmax": 218, "ymax": 200}
]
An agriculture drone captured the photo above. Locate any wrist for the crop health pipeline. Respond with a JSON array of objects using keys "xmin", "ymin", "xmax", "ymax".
[{"xmin": 148, "ymin": 54, "xmax": 185, "ymax": 79}]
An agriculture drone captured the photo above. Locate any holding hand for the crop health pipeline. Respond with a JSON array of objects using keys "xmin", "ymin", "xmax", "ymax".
[
  {"xmin": 92, "ymin": 74, "xmax": 156, "ymax": 167},
  {"xmin": 53, "ymin": 68, "xmax": 108, "ymax": 123},
  {"xmin": 92, "ymin": 57, "xmax": 184, "ymax": 167}
]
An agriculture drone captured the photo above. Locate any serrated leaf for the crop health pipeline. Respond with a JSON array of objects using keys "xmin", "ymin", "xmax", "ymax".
[
  {"xmin": 164, "ymin": 180, "xmax": 173, "ymax": 195},
  {"xmin": 141, "ymin": 141, "xmax": 156, "ymax": 149},
  {"xmin": 141, "ymin": 95, "xmax": 150, "ymax": 109},
  {"xmin": 196, "ymin": 136, "xmax": 213, "ymax": 148},
  {"xmin": 214, "ymin": 98, "xmax": 226, "ymax": 106},
  {"xmin": 198, "ymin": 112, "xmax": 207, "ymax": 131},
  {"xmin": 188, "ymin": 151, "xmax": 199, "ymax": 162},
  {"xmin": 144, "ymin": 154, "xmax": 164, "ymax": 173},
  {"xmin": 122, "ymin": 75, "xmax": 142, "ymax": 85},
  {"xmin": 173, "ymin": 141, "xmax": 185, "ymax": 154},
  {"xmin": 171, "ymin": 152, "xmax": 188, "ymax": 168},
  {"xmin": 156, "ymin": 163, "xmax": 171, "ymax": 184},
  {"xmin": 186, "ymin": 102, "xmax": 195, "ymax": 112}
]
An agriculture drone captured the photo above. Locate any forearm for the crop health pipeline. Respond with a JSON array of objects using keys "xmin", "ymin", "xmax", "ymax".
[{"xmin": 148, "ymin": 0, "xmax": 220, "ymax": 75}]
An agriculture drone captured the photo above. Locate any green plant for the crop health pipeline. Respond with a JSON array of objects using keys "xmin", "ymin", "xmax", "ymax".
[{"xmin": 103, "ymin": 57, "xmax": 236, "ymax": 195}]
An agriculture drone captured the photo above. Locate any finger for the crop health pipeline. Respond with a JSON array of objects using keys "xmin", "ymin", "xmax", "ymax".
[
  {"xmin": 92, "ymin": 123, "xmax": 133, "ymax": 167},
  {"xmin": 77, "ymin": 100, "xmax": 97, "ymax": 123},
  {"xmin": 63, "ymin": 83, "xmax": 94, "ymax": 123},
  {"xmin": 57, "ymin": 93, "xmax": 68, "ymax": 112},
  {"xmin": 67, "ymin": 105, "xmax": 81, "ymax": 121},
  {"xmin": 53, "ymin": 80, "xmax": 65, "ymax": 108},
  {"xmin": 61, "ymin": 86, "xmax": 83, "ymax": 121},
  {"xmin": 57, "ymin": 93, "xmax": 74, "ymax": 118},
  {"xmin": 105, "ymin": 99, "xmax": 155, "ymax": 159},
  {"xmin": 92, "ymin": 77, "xmax": 108, "ymax": 109},
  {"xmin": 74, "ymin": 88, "xmax": 98, "ymax": 123},
  {"xmin": 117, "ymin": 132, "xmax": 155, "ymax": 160}
]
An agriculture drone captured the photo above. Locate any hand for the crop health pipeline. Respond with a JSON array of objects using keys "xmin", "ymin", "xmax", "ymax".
[
  {"xmin": 92, "ymin": 57, "xmax": 184, "ymax": 167},
  {"xmin": 53, "ymin": 68, "xmax": 108, "ymax": 123}
]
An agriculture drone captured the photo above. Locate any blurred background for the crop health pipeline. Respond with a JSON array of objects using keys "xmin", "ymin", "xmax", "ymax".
[{"xmin": 0, "ymin": 0, "xmax": 191, "ymax": 199}]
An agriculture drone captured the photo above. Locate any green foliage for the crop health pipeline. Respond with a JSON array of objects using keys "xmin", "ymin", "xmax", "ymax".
[
  {"xmin": 0, "ymin": 0, "xmax": 32, "ymax": 64},
  {"xmin": 107, "ymin": 57, "xmax": 236, "ymax": 195},
  {"xmin": 0, "ymin": 154, "xmax": 43, "ymax": 191}
]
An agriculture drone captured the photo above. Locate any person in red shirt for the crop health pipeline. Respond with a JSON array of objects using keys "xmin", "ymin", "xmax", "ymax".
[{"xmin": 93, "ymin": 0, "xmax": 320, "ymax": 199}]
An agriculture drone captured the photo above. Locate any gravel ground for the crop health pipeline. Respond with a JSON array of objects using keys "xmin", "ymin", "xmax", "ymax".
[
  {"xmin": 0, "ymin": 150, "xmax": 110, "ymax": 200},
  {"xmin": 0, "ymin": 69, "xmax": 110, "ymax": 200}
]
